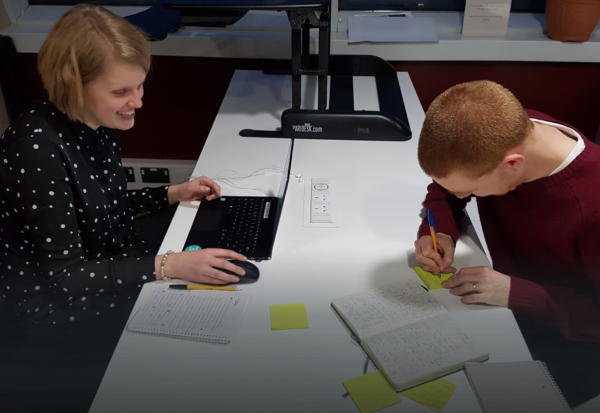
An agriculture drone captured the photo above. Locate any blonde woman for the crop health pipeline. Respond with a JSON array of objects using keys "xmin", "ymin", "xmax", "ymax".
[{"xmin": 0, "ymin": 4, "xmax": 245, "ymax": 411}]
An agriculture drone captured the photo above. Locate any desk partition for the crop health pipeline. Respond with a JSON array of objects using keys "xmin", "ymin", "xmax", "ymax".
[{"xmin": 89, "ymin": 70, "xmax": 531, "ymax": 413}]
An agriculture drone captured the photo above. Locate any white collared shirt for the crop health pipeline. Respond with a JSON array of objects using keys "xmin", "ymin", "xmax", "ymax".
[{"xmin": 531, "ymin": 118, "xmax": 585, "ymax": 176}]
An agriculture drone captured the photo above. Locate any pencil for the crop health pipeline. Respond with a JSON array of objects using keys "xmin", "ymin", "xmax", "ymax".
[
  {"xmin": 427, "ymin": 209, "xmax": 439, "ymax": 254},
  {"xmin": 169, "ymin": 285, "xmax": 237, "ymax": 291},
  {"xmin": 427, "ymin": 209, "xmax": 441, "ymax": 277},
  {"xmin": 429, "ymin": 226, "xmax": 438, "ymax": 254}
]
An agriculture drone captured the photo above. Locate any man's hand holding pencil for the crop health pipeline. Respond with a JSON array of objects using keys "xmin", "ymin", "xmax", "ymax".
[{"xmin": 414, "ymin": 209, "xmax": 457, "ymax": 274}]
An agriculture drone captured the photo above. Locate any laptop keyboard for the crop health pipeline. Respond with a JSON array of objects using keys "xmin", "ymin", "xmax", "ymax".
[{"xmin": 216, "ymin": 198, "xmax": 266, "ymax": 254}]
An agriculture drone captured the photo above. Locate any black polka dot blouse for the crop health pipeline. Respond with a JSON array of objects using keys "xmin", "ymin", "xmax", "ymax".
[{"xmin": 0, "ymin": 100, "xmax": 170, "ymax": 324}]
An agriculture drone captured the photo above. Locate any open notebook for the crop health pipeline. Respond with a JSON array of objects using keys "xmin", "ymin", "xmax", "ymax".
[
  {"xmin": 332, "ymin": 279, "xmax": 488, "ymax": 391},
  {"xmin": 127, "ymin": 284, "xmax": 250, "ymax": 345}
]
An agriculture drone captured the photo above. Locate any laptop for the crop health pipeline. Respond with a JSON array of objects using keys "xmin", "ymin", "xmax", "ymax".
[{"xmin": 183, "ymin": 140, "xmax": 294, "ymax": 261}]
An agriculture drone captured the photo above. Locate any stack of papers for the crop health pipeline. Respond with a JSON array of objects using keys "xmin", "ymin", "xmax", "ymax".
[{"xmin": 348, "ymin": 15, "xmax": 439, "ymax": 44}]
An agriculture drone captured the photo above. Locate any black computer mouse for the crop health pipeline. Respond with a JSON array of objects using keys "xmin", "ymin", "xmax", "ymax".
[{"xmin": 216, "ymin": 259, "xmax": 260, "ymax": 284}]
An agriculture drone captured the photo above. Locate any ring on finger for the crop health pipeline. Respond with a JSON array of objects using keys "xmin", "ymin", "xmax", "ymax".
[{"xmin": 473, "ymin": 283, "xmax": 477, "ymax": 291}]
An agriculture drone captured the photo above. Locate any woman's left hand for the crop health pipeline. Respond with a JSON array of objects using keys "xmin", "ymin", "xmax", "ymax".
[
  {"xmin": 441, "ymin": 266, "xmax": 511, "ymax": 306},
  {"xmin": 168, "ymin": 176, "xmax": 221, "ymax": 204}
]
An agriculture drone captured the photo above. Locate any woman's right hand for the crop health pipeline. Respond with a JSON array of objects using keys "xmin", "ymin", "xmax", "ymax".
[
  {"xmin": 155, "ymin": 249, "xmax": 248, "ymax": 284},
  {"xmin": 414, "ymin": 233, "xmax": 456, "ymax": 273}
]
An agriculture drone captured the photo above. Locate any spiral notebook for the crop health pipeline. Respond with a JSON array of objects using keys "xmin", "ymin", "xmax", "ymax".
[
  {"xmin": 464, "ymin": 361, "xmax": 572, "ymax": 412},
  {"xmin": 127, "ymin": 284, "xmax": 250, "ymax": 345}
]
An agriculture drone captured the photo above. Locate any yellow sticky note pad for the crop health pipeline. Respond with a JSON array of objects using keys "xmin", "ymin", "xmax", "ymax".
[
  {"xmin": 401, "ymin": 378, "xmax": 457, "ymax": 409},
  {"xmin": 270, "ymin": 303, "xmax": 309, "ymax": 330},
  {"xmin": 343, "ymin": 371, "xmax": 401, "ymax": 413},
  {"xmin": 414, "ymin": 266, "xmax": 453, "ymax": 291}
]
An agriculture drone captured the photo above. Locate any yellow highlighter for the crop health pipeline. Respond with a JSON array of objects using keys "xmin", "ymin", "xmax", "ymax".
[{"xmin": 168, "ymin": 285, "xmax": 237, "ymax": 291}]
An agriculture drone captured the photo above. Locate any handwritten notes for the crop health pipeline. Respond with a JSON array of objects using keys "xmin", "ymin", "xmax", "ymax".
[
  {"xmin": 362, "ymin": 315, "xmax": 482, "ymax": 384},
  {"xmin": 127, "ymin": 285, "xmax": 250, "ymax": 344},
  {"xmin": 343, "ymin": 371, "xmax": 401, "ymax": 413},
  {"xmin": 270, "ymin": 303, "xmax": 309, "ymax": 330},
  {"xmin": 332, "ymin": 280, "xmax": 448, "ymax": 339}
]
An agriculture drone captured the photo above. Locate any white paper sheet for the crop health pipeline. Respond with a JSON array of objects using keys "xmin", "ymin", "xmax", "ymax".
[{"xmin": 348, "ymin": 15, "xmax": 439, "ymax": 44}]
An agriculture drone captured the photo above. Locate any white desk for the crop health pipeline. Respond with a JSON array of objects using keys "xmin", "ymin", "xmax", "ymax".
[{"xmin": 90, "ymin": 71, "xmax": 531, "ymax": 413}]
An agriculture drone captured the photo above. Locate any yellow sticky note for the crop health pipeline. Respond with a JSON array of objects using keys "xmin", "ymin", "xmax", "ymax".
[
  {"xmin": 414, "ymin": 266, "xmax": 453, "ymax": 291},
  {"xmin": 343, "ymin": 371, "xmax": 401, "ymax": 413},
  {"xmin": 401, "ymin": 378, "xmax": 457, "ymax": 409},
  {"xmin": 270, "ymin": 303, "xmax": 309, "ymax": 330}
]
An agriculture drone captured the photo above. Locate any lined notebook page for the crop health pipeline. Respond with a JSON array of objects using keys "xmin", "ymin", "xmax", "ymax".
[
  {"xmin": 465, "ymin": 361, "xmax": 572, "ymax": 412},
  {"xmin": 363, "ymin": 314, "xmax": 488, "ymax": 389},
  {"xmin": 331, "ymin": 279, "xmax": 448, "ymax": 340},
  {"xmin": 127, "ymin": 285, "xmax": 250, "ymax": 345}
]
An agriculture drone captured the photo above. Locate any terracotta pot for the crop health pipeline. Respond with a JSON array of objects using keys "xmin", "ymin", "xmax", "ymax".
[{"xmin": 546, "ymin": 0, "xmax": 600, "ymax": 42}]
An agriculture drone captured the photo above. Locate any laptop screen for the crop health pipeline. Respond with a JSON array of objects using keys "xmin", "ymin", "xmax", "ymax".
[{"xmin": 272, "ymin": 139, "xmax": 294, "ymax": 239}]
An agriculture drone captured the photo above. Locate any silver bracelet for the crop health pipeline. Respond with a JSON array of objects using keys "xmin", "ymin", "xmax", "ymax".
[{"xmin": 160, "ymin": 250, "xmax": 175, "ymax": 281}]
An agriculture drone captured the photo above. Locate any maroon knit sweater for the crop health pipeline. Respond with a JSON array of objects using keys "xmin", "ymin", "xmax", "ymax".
[{"xmin": 418, "ymin": 110, "xmax": 600, "ymax": 344}]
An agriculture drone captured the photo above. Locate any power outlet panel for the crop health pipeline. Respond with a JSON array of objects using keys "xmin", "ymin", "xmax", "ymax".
[
  {"xmin": 303, "ymin": 177, "xmax": 340, "ymax": 228},
  {"xmin": 141, "ymin": 167, "xmax": 170, "ymax": 184},
  {"xmin": 122, "ymin": 158, "xmax": 196, "ymax": 190},
  {"xmin": 123, "ymin": 167, "xmax": 135, "ymax": 183},
  {"xmin": 311, "ymin": 178, "xmax": 333, "ymax": 223}
]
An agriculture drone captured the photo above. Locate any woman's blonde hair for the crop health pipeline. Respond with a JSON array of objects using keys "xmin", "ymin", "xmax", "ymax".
[
  {"xmin": 418, "ymin": 80, "xmax": 533, "ymax": 179},
  {"xmin": 38, "ymin": 4, "xmax": 151, "ymax": 123}
]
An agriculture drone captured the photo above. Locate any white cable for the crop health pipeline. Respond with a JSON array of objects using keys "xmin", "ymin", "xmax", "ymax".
[
  {"xmin": 186, "ymin": 166, "xmax": 302, "ymax": 193},
  {"xmin": 208, "ymin": 166, "xmax": 284, "ymax": 181},
  {"xmin": 211, "ymin": 177, "xmax": 271, "ymax": 196},
  {"xmin": 190, "ymin": 167, "xmax": 303, "ymax": 183}
]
